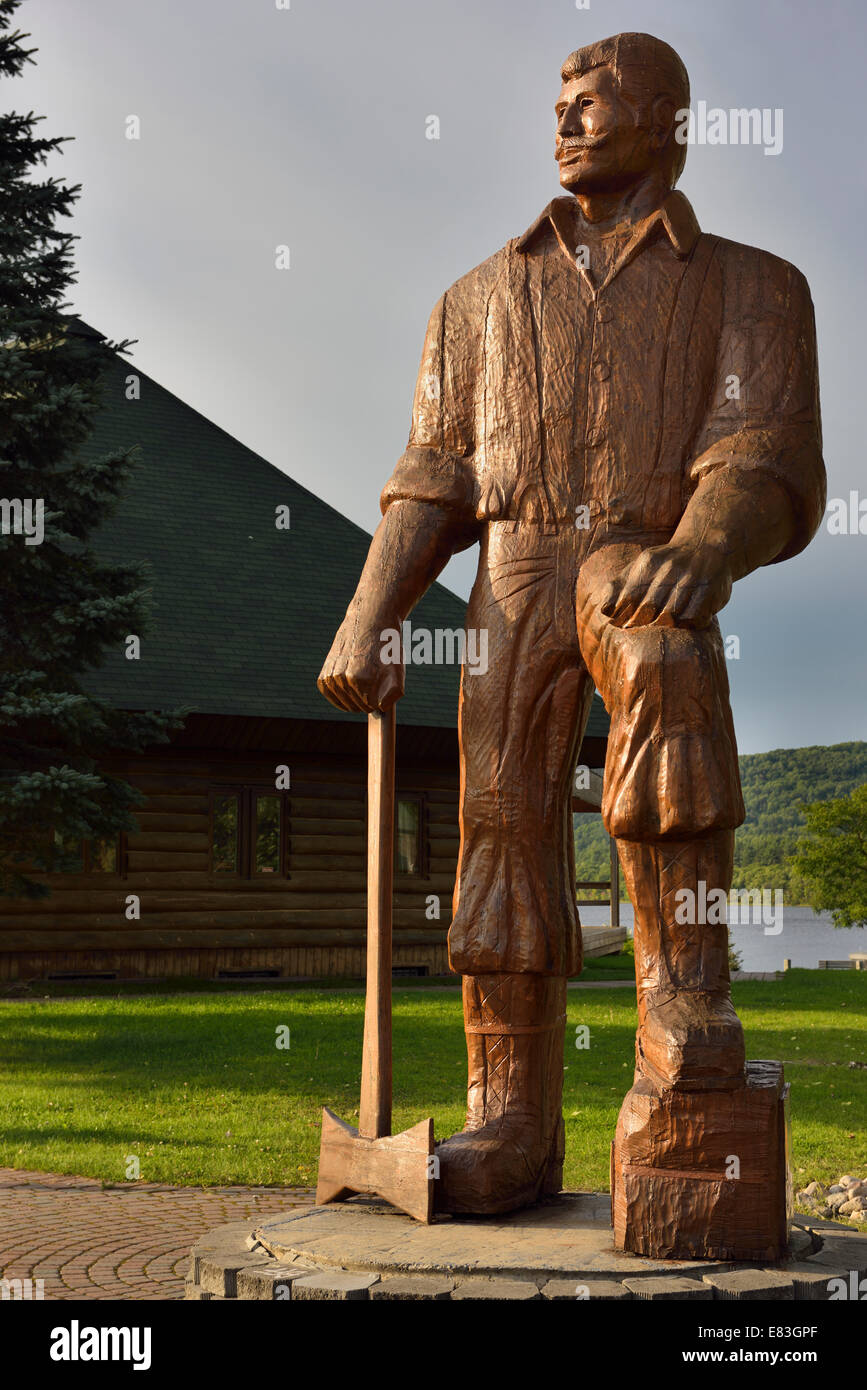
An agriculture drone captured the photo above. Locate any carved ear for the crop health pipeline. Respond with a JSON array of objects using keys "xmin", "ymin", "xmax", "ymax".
[{"xmin": 649, "ymin": 95, "xmax": 677, "ymax": 150}]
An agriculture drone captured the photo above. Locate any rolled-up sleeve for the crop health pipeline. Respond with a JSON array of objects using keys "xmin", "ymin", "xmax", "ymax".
[
  {"xmin": 687, "ymin": 249, "xmax": 826, "ymax": 563},
  {"xmin": 380, "ymin": 288, "xmax": 478, "ymax": 522}
]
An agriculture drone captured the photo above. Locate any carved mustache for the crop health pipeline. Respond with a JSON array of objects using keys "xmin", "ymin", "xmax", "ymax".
[{"xmin": 555, "ymin": 135, "xmax": 609, "ymax": 157}]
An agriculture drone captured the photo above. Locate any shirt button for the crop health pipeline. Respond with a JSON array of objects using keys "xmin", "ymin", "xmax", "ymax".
[
  {"xmin": 586, "ymin": 425, "xmax": 606, "ymax": 446},
  {"xmin": 592, "ymin": 361, "xmax": 610, "ymax": 381},
  {"xmin": 596, "ymin": 304, "xmax": 613, "ymax": 323}
]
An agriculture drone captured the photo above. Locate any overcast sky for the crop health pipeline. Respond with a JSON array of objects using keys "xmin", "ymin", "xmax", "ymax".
[{"xmin": 13, "ymin": 0, "xmax": 866, "ymax": 755}]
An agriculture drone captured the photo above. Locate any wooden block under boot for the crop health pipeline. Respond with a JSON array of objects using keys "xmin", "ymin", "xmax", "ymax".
[{"xmin": 611, "ymin": 1060, "xmax": 792, "ymax": 1262}]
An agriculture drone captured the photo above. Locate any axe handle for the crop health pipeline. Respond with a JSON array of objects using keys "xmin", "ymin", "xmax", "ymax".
[{"xmin": 359, "ymin": 705, "xmax": 395, "ymax": 1139}]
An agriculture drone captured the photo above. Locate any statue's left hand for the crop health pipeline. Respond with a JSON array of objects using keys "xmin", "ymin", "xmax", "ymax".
[{"xmin": 598, "ymin": 542, "xmax": 733, "ymax": 630}]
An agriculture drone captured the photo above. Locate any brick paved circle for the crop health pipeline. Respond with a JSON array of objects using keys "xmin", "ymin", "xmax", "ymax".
[{"xmin": 0, "ymin": 1168, "xmax": 315, "ymax": 1300}]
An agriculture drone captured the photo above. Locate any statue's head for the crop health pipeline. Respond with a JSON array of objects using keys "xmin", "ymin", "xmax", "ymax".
[{"xmin": 555, "ymin": 32, "xmax": 689, "ymax": 195}]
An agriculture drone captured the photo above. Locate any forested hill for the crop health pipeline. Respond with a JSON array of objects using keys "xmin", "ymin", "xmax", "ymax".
[
  {"xmin": 738, "ymin": 743, "xmax": 867, "ymax": 833},
  {"xmin": 574, "ymin": 742, "xmax": 867, "ymax": 900}
]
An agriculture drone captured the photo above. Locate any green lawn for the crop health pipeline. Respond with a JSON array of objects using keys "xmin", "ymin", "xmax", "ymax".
[
  {"xmin": 0, "ymin": 969, "xmax": 863, "ymax": 1212},
  {"xmin": 11, "ymin": 943, "xmax": 635, "ymax": 1000}
]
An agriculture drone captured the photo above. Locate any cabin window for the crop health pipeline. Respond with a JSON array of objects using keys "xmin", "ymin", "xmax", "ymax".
[
  {"xmin": 254, "ymin": 795, "xmax": 281, "ymax": 875},
  {"xmin": 210, "ymin": 789, "xmax": 289, "ymax": 878},
  {"xmin": 90, "ymin": 838, "xmax": 119, "ymax": 873},
  {"xmin": 51, "ymin": 831, "xmax": 120, "ymax": 875},
  {"xmin": 52, "ymin": 831, "xmax": 83, "ymax": 874},
  {"xmin": 395, "ymin": 796, "xmax": 424, "ymax": 876},
  {"xmin": 212, "ymin": 795, "xmax": 240, "ymax": 874}
]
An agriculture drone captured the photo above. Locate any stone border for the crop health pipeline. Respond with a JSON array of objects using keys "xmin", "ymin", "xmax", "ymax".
[{"xmin": 185, "ymin": 1207, "xmax": 867, "ymax": 1302}]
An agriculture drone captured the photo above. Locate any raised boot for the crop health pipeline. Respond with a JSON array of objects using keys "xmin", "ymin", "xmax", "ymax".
[
  {"xmin": 434, "ymin": 972, "xmax": 566, "ymax": 1215},
  {"xmin": 616, "ymin": 831, "xmax": 745, "ymax": 1091}
]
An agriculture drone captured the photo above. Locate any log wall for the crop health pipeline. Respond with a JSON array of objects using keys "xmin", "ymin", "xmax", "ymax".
[{"xmin": 0, "ymin": 744, "xmax": 459, "ymax": 982}]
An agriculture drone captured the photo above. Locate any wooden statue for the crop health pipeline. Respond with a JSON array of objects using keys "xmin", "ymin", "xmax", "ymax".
[{"xmin": 318, "ymin": 32, "xmax": 824, "ymax": 1255}]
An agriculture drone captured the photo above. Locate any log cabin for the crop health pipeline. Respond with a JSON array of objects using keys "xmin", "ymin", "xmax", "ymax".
[{"xmin": 0, "ymin": 325, "xmax": 611, "ymax": 983}]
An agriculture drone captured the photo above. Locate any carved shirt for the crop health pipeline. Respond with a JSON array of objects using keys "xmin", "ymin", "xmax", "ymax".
[{"xmin": 380, "ymin": 191, "xmax": 825, "ymax": 562}]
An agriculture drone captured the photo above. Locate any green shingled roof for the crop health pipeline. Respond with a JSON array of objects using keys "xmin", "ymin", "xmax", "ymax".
[{"xmin": 79, "ymin": 336, "xmax": 609, "ymax": 739}]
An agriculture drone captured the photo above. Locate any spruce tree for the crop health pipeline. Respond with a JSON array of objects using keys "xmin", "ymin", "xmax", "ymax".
[{"xmin": 0, "ymin": 0, "xmax": 172, "ymax": 897}]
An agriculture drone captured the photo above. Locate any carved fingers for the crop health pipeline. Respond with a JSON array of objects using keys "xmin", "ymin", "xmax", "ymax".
[
  {"xmin": 600, "ymin": 544, "xmax": 731, "ymax": 630},
  {"xmin": 316, "ymin": 611, "xmax": 405, "ymax": 714}
]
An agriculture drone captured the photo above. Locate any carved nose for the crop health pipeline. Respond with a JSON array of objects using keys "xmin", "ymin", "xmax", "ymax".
[{"xmin": 558, "ymin": 107, "xmax": 584, "ymax": 139}]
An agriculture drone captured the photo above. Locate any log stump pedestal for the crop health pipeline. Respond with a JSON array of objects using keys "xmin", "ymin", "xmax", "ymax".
[{"xmin": 612, "ymin": 1060, "xmax": 792, "ymax": 1262}]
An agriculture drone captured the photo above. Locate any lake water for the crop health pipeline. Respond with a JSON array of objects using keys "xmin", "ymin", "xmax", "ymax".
[{"xmin": 578, "ymin": 903, "xmax": 867, "ymax": 972}]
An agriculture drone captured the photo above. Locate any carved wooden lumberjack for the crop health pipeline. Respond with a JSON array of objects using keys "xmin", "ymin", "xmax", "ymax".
[{"xmin": 318, "ymin": 32, "xmax": 824, "ymax": 1255}]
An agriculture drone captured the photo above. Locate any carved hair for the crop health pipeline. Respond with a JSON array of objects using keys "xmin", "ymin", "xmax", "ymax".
[{"xmin": 560, "ymin": 32, "xmax": 690, "ymax": 187}]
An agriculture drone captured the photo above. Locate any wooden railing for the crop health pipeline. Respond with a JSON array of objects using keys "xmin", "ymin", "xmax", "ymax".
[{"xmin": 575, "ymin": 839, "xmax": 621, "ymax": 928}]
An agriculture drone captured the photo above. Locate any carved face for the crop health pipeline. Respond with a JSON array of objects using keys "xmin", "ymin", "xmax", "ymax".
[{"xmin": 555, "ymin": 66, "xmax": 662, "ymax": 193}]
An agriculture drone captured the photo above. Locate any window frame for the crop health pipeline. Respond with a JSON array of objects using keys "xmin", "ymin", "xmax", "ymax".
[
  {"xmin": 209, "ymin": 787, "xmax": 245, "ymax": 881},
  {"xmin": 250, "ymin": 786, "xmax": 290, "ymax": 880},
  {"xmin": 50, "ymin": 831, "xmax": 125, "ymax": 878},
  {"xmin": 394, "ymin": 791, "xmax": 428, "ymax": 880},
  {"xmin": 208, "ymin": 786, "xmax": 291, "ymax": 881}
]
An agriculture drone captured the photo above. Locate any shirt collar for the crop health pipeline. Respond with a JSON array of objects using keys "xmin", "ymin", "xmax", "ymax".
[{"xmin": 517, "ymin": 190, "xmax": 701, "ymax": 264}]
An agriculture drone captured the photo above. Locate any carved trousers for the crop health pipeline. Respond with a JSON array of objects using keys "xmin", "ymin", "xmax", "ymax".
[{"xmin": 447, "ymin": 522, "xmax": 745, "ymax": 976}]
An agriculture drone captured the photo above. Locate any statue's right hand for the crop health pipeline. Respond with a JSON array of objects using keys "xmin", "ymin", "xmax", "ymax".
[{"xmin": 316, "ymin": 610, "xmax": 405, "ymax": 714}]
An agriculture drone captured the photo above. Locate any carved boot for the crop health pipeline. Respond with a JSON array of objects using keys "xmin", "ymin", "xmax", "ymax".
[
  {"xmin": 616, "ymin": 831, "xmax": 746, "ymax": 1091},
  {"xmin": 434, "ymin": 972, "xmax": 566, "ymax": 1215}
]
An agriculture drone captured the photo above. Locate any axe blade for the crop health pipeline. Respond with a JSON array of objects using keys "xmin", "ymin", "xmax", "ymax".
[{"xmin": 317, "ymin": 1107, "xmax": 435, "ymax": 1224}]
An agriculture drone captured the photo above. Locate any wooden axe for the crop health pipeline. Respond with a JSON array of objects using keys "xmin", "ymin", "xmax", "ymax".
[{"xmin": 316, "ymin": 705, "xmax": 435, "ymax": 1222}]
